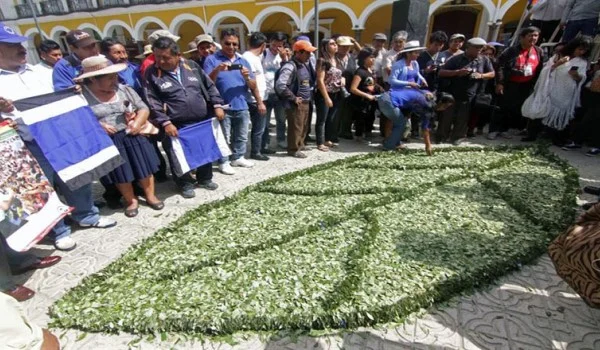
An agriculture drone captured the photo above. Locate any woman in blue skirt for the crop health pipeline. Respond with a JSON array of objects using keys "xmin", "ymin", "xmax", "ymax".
[{"xmin": 76, "ymin": 56, "xmax": 163, "ymax": 217}]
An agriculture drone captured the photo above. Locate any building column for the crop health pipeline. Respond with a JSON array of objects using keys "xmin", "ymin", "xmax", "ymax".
[
  {"xmin": 487, "ymin": 20, "xmax": 502, "ymax": 42},
  {"xmin": 353, "ymin": 29, "xmax": 363, "ymax": 42}
]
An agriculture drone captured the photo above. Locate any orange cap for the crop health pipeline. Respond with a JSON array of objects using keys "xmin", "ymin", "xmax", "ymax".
[{"xmin": 293, "ymin": 40, "xmax": 317, "ymax": 53}]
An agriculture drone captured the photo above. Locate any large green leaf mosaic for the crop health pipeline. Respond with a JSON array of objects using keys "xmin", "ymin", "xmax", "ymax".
[{"xmin": 50, "ymin": 146, "xmax": 578, "ymax": 335}]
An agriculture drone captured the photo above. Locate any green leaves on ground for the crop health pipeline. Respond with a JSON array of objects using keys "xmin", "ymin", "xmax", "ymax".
[{"xmin": 50, "ymin": 146, "xmax": 578, "ymax": 335}]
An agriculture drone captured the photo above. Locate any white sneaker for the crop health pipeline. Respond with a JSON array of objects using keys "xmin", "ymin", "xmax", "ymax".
[
  {"xmin": 487, "ymin": 132, "xmax": 498, "ymax": 140},
  {"xmin": 80, "ymin": 217, "xmax": 117, "ymax": 228},
  {"xmin": 219, "ymin": 162, "xmax": 236, "ymax": 175},
  {"xmin": 54, "ymin": 236, "xmax": 76, "ymax": 251},
  {"xmin": 231, "ymin": 157, "xmax": 254, "ymax": 168}
]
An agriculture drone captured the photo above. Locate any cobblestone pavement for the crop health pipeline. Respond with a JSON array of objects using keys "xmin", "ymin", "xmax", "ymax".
[{"xmin": 17, "ymin": 131, "xmax": 600, "ymax": 349}]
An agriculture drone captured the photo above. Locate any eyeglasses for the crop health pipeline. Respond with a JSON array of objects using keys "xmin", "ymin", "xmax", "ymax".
[{"xmin": 223, "ymin": 42, "xmax": 239, "ymax": 47}]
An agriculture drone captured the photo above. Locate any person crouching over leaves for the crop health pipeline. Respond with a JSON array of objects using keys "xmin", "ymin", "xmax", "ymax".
[{"xmin": 379, "ymin": 91, "xmax": 454, "ymax": 155}]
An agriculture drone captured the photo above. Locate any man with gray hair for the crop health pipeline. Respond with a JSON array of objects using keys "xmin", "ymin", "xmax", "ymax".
[
  {"xmin": 437, "ymin": 37, "xmax": 495, "ymax": 145},
  {"xmin": 383, "ymin": 31, "xmax": 408, "ymax": 85}
]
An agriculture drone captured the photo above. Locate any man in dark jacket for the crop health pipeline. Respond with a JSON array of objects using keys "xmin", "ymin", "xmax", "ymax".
[
  {"xmin": 489, "ymin": 26, "xmax": 544, "ymax": 141},
  {"xmin": 145, "ymin": 37, "xmax": 225, "ymax": 199},
  {"xmin": 275, "ymin": 40, "xmax": 317, "ymax": 158}
]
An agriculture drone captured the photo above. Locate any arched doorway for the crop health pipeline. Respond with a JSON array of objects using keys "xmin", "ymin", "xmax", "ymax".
[
  {"xmin": 209, "ymin": 11, "xmax": 252, "ymax": 52},
  {"xmin": 175, "ymin": 20, "xmax": 205, "ymax": 53},
  {"xmin": 26, "ymin": 32, "xmax": 43, "ymax": 64},
  {"xmin": 52, "ymin": 30, "xmax": 68, "ymax": 53},
  {"xmin": 257, "ymin": 11, "xmax": 298, "ymax": 39},
  {"xmin": 431, "ymin": 6, "xmax": 480, "ymax": 39},
  {"xmin": 358, "ymin": 3, "xmax": 393, "ymax": 44},
  {"xmin": 105, "ymin": 23, "xmax": 138, "ymax": 58}
]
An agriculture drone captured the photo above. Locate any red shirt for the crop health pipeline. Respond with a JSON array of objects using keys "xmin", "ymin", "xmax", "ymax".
[
  {"xmin": 139, "ymin": 54, "xmax": 155, "ymax": 80},
  {"xmin": 510, "ymin": 47, "xmax": 539, "ymax": 83}
]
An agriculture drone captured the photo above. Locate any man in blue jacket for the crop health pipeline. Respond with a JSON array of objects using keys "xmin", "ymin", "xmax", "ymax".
[
  {"xmin": 145, "ymin": 37, "xmax": 225, "ymax": 199},
  {"xmin": 52, "ymin": 30, "xmax": 99, "ymax": 90}
]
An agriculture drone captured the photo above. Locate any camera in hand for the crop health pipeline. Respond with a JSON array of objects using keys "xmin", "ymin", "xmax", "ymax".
[{"xmin": 229, "ymin": 64, "xmax": 243, "ymax": 70}]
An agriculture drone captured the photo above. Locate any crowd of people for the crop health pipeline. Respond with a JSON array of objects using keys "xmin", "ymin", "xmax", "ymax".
[{"xmin": 0, "ymin": 2, "xmax": 598, "ymax": 341}]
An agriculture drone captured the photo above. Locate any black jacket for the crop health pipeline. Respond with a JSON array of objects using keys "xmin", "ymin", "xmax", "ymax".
[
  {"xmin": 144, "ymin": 59, "xmax": 224, "ymax": 127},
  {"xmin": 496, "ymin": 44, "xmax": 544, "ymax": 86}
]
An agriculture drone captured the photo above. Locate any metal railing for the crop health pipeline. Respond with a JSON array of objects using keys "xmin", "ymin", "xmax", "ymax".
[
  {"xmin": 67, "ymin": 0, "xmax": 97, "ymax": 12},
  {"xmin": 129, "ymin": 0, "xmax": 168, "ymax": 5},
  {"xmin": 40, "ymin": 0, "xmax": 67, "ymax": 15},
  {"xmin": 99, "ymin": 0, "xmax": 128, "ymax": 8},
  {"xmin": 15, "ymin": 3, "xmax": 41, "ymax": 18}
]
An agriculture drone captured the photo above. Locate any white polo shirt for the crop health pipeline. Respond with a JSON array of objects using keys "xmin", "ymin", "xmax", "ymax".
[{"xmin": 0, "ymin": 64, "xmax": 54, "ymax": 101}]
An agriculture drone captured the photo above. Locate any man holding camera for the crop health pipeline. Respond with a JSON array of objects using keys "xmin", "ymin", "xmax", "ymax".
[
  {"xmin": 437, "ymin": 37, "xmax": 495, "ymax": 145},
  {"xmin": 204, "ymin": 29, "xmax": 259, "ymax": 175}
]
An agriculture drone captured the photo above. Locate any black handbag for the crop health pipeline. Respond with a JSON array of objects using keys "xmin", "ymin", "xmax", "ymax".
[{"xmin": 474, "ymin": 93, "xmax": 493, "ymax": 108}]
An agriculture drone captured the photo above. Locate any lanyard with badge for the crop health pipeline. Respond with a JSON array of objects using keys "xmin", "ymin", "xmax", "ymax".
[{"xmin": 522, "ymin": 48, "xmax": 534, "ymax": 77}]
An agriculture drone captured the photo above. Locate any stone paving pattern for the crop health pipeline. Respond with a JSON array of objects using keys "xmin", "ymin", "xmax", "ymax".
[{"xmin": 16, "ymin": 134, "xmax": 600, "ymax": 349}]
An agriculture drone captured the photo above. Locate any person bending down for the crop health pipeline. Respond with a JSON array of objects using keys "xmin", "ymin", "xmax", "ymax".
[{"xmin": 378, "ymin": 91, "xmax": 454, "ymax": 155}]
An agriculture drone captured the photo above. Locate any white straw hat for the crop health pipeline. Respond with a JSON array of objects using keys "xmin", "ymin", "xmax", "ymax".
[
  {"xmin": 74, "ymin": 55, "xmax": 127, "ymax": 81},
  {"xmin": 135, "ymin": 44, "xmax": 152, "ymax": 60},
  {"xmin": 399, "ymin": 40, "xmax": 425, "ymax": 53}
]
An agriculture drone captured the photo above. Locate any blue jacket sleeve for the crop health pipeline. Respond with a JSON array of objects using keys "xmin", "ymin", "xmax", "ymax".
[
  {"xmin": 388, "ymin": 61, "xmax": 409, "ymax": 89},
  {"xmin": 52, "ymin": 60, "xmax": 76, "ymax": 90},
  {"xmin": 413, "ymin": 61, "xmax": 427, "ymax": 85}
]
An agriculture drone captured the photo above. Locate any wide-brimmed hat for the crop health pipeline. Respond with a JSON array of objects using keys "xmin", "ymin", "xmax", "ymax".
[
  {"xmin": 467, "ymin": 37, "xmax": 487, "ymax": 46},
  {"xmin": 450, "ymin": 33, "xmax": 466, "ymax": 41},
  {"xmin": 194, "ymin": 34, "xmax": 214, "ymax": 45},
  {"xmin": 373, "ymin": 33, "xmax": 388, "ymax": 41},
  {"xmin": 135, "ymin": 44, "xmax": 153, "ymax": 59},
  {"xmin": 74, "ymin": 55, "xmax": 127, "ymax": 81},
  {"xmin": 336, "ymin": 36, "xmax": 353, "ymax": 46},
  {"xmin": 183, "ymin": 40, "xmax": 197, "ymax": 54},
  {"xmin": 147, "ymin": 30, "xmax": 180, "ymax": 44},
  {"xmin": 400, "ymin": 40, "xmax": 425, "ymax": 53}
]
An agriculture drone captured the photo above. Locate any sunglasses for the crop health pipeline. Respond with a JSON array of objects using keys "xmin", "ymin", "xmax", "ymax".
[{"xmin": 223, "ymin": 42, "xmax": 239, "ymax": 47}]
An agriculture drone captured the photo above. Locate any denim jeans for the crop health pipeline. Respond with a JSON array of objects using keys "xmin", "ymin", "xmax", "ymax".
[
  {"xmin": 315, "ymin": 92, "xmax": 341, "ymax": 145},
  {"xmin": 563, "ymin": 18, "xmax": 598, "ymax": 42},
  {"xmin": 249, "ymin": 102, "xmax": 267, "ymax": 155},
  {"xmin": 25, "ymin": 141, "xmax": 99, "ymax": 228},
  {"xmin": 265, "ymin": 94, "xmax": 286, "ymax": 144},
  {"xmin": 220, "ymin": 109, "xmax": 250, "ymax": 162},
  {"xmin": 378, "ymin": 93, "xmax": 407, "ymax": 150}
]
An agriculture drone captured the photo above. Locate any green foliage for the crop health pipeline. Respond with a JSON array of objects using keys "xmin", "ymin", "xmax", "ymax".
[{"xmin": 50, "ymin": 146, "xmax": 578, "ymax": 336}]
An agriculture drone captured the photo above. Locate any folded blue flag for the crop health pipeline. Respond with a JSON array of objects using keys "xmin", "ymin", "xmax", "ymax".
[
  {"xmin": 12, "ymin": 89, "xmax": 123, "ymax": 191},
  {"xmin": 169, "ymin": 118, "xmax": 231, "ymax": 177}
]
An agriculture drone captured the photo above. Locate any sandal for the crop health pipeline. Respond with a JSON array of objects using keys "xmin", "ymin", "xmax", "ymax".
[
  {"xmin": 124, "ymin": 206, "xmax": 139, "ymax": 218},
  {"xmin": 147, "ymin": 201, "xmax": 164, "ymax": 210},
  {"xmin": 317, "ymin": 145, "xmax": 330, "ymax": 152}
]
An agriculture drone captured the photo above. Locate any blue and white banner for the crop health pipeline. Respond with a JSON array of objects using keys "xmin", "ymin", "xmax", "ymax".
[
  {"xmin": 11, "ymin": 89, "xmax": 123, "ymax": 191},
  {"xmin": 170, "ymin": 118, "xmax": 231, "ymax": 177}
]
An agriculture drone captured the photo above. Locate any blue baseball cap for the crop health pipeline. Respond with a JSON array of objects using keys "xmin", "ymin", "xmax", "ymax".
[{"xmin": 0, "ymin": 22, "xmax": 28, "ymax": 43}]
